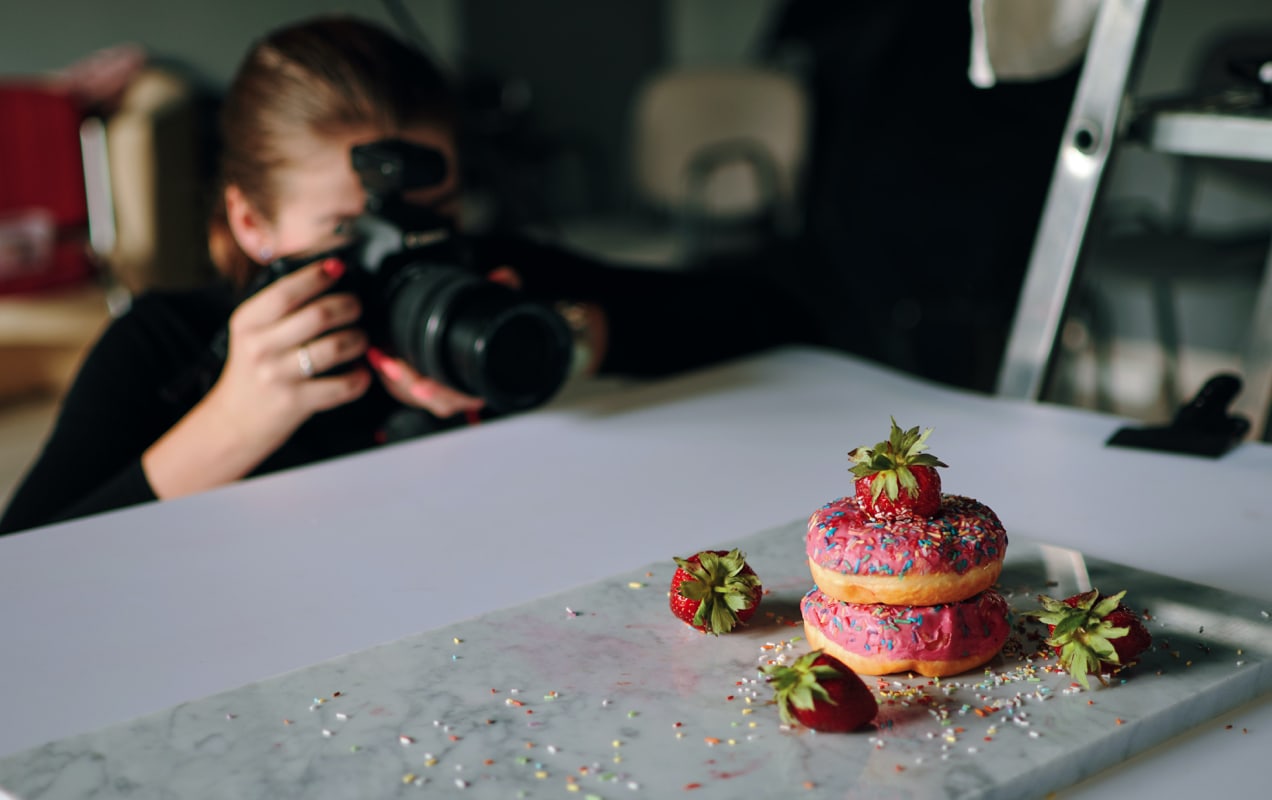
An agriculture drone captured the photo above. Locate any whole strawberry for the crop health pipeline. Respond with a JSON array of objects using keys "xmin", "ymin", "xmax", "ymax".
[
  {"xmin": 848, "ymin": 418, "xmax": 948, "ymax": 521},
  {"xmin": 1029, "ymin": 589, "xmax": 1152, "ymax": 688},
  {"xmin": 762, "ymin": 650, "xmax": 877, "ymax": 732},
  {"xmin": 669, "ymin": 549, "xmax": 762, "ymax": 635}
]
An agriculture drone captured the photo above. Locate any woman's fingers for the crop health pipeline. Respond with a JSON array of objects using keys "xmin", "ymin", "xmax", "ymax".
[
  {"xmin": 301, "ymin": 364, "xmax": 374, "ymax": 413},
  {"xmin": 295, "ymin": 328, "xmax": 369, "ymax": 380},
  {"xmin": 270, "ymin": 291, "xmax": 363, "ymax": 355},
  {"xmin": 224, "ymin": 255, "xmax": 489, "ymax": 421},
  {"xmin": 366, "ymin": 347, "xmax": 484, "ymax": 418},
  {"xmin": 233, "ymin": 257, "xmax": 346, "ymax": 332}
]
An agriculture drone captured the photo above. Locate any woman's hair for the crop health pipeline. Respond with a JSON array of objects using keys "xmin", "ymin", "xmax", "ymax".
[{"xmin": 208, "ymin": 16, "xmax": 458, "ymax": 288}]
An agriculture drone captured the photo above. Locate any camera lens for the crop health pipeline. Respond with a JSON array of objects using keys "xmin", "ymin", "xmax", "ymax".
[
  {"xmin": 385, "ymin": 262, "xmax": 572, "ymax": 412},
  {"xmin": 445, "ymin": 292, "xmax": 573, "ymax": 410}
]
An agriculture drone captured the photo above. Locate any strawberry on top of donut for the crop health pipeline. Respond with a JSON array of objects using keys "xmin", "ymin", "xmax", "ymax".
[
  {"xmin": 849, "ymin": 418, "xmax": 948, "ymax": 521},
  {"xmin": 669, "ymin": 549, "xmax": 763, "ymax": 635}
]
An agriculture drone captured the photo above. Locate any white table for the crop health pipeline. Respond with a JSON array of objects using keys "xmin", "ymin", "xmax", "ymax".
[{"xmin": 1, "ymin": 346, "xmax": 1268, "ymax": 797}]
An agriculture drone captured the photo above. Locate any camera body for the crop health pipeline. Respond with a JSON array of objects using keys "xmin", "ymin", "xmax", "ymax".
[{"xmin": 249, "ymin": 139, "xmax": 572, "ymax": 413}]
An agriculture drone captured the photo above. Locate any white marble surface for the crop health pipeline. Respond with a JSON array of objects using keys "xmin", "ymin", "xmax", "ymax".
[
  {"xmin": 0, "ymin": 346, "xmax": 1269, "ymax": 798},
  {"xmin": 2, "ymin": 521, "xmax": 1269, "ymax": 799}
]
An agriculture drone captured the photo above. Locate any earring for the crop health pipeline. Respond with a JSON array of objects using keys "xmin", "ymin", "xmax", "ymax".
[{"xmin": 259, "ymin": 246, "xmax": 273, "ymax": 263}]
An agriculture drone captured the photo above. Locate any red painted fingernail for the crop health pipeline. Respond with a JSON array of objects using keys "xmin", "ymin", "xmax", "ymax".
[
  {"xmin": 321, "ymin": 258, "xmax": 345, "ymax": 279},
  {"xmin": 486, "ymin": 266, "xmax": 521, "ymax": 289},
  {"xmin": 464, "ymin": 408, "xmax": 482, "ymax": 426},
  {"xmin": 365, "ymin": 347, "xmax": 403, "ymax": 381}
]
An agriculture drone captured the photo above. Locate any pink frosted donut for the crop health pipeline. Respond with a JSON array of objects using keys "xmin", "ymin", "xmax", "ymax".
[
  {"xmin": 807, "ymin": 495, "xmax": 1007, "ymax": 606},
  {"xmin": 801, "ymin": 588, "xmax": 1011, "ymax": 677}
]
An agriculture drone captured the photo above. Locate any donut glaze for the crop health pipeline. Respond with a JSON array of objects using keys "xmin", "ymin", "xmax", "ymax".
[
  {"xmin": 807, "ymin": 495, "xmax": 1007, "ymax": 605},
  {"xmin": 801, "ymin": 588, "xmax": 1011, "ymax": 677}
]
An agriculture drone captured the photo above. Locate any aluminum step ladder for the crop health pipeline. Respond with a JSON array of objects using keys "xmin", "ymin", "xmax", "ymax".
[{"xmin": 996, "ymin": 0, "xmax": 1272, "ymax": 440}]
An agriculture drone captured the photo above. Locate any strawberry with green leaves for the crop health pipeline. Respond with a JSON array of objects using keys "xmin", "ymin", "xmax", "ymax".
[
  {"xmin": 1029, "ymin": 589, "xmax": 1152, "ymax": 688},
  {"xmin": 762, "ymin": 650, "xmax": 878, "ymax": 732},
  {"xmin": 669, "ymin": 549, "xmax": 762, "ymax": 635},
  {"xmin": 849, "ymin": 418, "xmax": 949, "ymax": 521}
]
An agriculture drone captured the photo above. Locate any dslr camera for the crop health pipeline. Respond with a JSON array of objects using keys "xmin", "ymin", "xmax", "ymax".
[{"xmin": 249, "ymin": 139, "xmax": 573, "ymax": 413}]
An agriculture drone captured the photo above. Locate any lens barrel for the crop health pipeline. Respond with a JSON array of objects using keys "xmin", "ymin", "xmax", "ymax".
[{"xmin": 385, "ymin": 262, "xmax": 572, "ymax": 412}]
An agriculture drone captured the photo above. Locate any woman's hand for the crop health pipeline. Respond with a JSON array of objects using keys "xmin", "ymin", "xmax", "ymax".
[
  {"xmin": 361, "ymin": 265, "xmax": 611, "ymax": 413},
  {"xmin": 359, "ymin": 265, "xmax": 527, "ymax": 419},
  {"xmin": 217, "ymin": 256, "xmax": 372, "ymax": 423},
  {"xmin": 142, "ymin": 258, "xmax": 371, "ymax": 498},
  {"xmin": 365, "ymin": 347, "xmax": 485, "ymax": 419}
]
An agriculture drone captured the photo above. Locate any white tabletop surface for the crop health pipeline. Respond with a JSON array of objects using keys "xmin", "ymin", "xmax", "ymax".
[{"xmin": 1, "ymin": 345, "xmax": 1268, "ymax": 797}]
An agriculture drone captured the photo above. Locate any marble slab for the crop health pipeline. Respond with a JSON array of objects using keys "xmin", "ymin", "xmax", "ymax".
[{"xmin": 2, "ymin": 519, "xmax": 1270, "ymax": 800}]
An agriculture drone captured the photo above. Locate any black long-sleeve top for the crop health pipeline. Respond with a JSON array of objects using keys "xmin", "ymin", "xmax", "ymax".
[{"xmin": 0, "ymin": 236, "xmax": 816, "ymax": 535}]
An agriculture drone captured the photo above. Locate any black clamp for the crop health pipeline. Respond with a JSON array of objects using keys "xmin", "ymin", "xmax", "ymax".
[{"xmin": 1107, "ymin": 373, "xmax": 1251, "ymax": 458}]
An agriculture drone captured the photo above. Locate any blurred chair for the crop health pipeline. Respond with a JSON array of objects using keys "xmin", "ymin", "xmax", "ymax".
[
  {"xmin": 0, "ymin": 64, "xmax": 210, "ymax": 402},
  {"xmin": 556, "ymin": 65, "xmax": 810, "ymax": 270},
  {"xmin": 0, "ymin": 83, "xmax": 95, "ymax": 295},
  {"xmin": 83, "ymin": 65, "xmax": 214, "ymax": 298},
  {"xmin": 0, "ymin": 81, "xmax": 107, "ymax": 401}
]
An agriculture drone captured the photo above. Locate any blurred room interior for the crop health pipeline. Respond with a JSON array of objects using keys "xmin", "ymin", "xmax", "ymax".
[{"xmin": 1, "ymin": 0, "xmax": 1270, "ymax": 507}]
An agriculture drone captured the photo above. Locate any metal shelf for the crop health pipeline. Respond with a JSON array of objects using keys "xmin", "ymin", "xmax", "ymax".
[{"xmin": 1132, "ymin": 89, "xmax": 1272, "ymax": 162}]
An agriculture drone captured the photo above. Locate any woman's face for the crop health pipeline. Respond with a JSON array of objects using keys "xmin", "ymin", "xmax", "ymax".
[{"xmin": 264, "ymin": 124, "xmax": 460, "ymax": 260}]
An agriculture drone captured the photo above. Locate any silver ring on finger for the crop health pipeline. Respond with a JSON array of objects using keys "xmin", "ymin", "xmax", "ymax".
[{"xmin": 297, "ymin": 345, "xmax": 315, "ymax": 379}]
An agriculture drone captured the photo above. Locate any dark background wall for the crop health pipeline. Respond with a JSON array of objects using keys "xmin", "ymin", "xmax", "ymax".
[
  {"xmin": 3, "ymin": 0, "xmax": 1271, "ymax": 218},
  {"xmin": 0, "ymin": 0, "xmax": 779, "ymax": 216},
  {"xmin": 462, "ymin": 0, "xmax": 666, "ymax": 216}
]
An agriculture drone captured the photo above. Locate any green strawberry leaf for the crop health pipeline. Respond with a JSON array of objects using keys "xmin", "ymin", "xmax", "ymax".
[
  {"xmin": 677, "ymin": 579, "xmax": 711, "ymax": 602},
  {"xmin": 883, "ymin": 470, "xmax": 899, "ymax": 501},
  {"xmin": 909, "ymin": 453, "xmax": 949, "ymax": 468},
  {"xmin": 1048, "ymin": 613, "xmax": 1086, "ymax": 643},
  {"xmin": 762, "ymin": 652, "xmax": 839, "ymax": 725},
  {"xmin": 1087, "ymin": 634, "xmax": 1119, "ymax": 664},
  {"xmin": 676, "ymin": 549, "xmax": 760, "ymax": 635},
  {"xmin": 1091, "ymin": 591, "xmax": 1126, "ymax": 620},
  {"xmin": 1060, "ymin": 642, "xmax": 1098, "ymax": 689},
  {"xmin": 896, "ymin": 465, "xmax": 918, "ymax": 495}
]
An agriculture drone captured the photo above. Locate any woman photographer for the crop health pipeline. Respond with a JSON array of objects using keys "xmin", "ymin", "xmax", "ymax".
[{"xmin": 0, "ymin": 15, "xmax": 814, "ymax": 535}]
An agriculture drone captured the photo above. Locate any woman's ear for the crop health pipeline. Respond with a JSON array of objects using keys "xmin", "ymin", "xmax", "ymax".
[{"xmin": 224, "ymin": 184, "xmax": 275, "ymax": 264}]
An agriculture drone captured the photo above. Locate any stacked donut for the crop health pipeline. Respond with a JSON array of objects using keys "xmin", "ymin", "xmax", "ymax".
[{"xmin": 800, "ymin": 420, "xmax": 1010, "ymax": 677}]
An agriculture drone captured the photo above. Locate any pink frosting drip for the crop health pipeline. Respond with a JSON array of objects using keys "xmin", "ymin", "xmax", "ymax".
[
  {"xmin": 802, "ymin": 588, "xmax": 1011, "ymax": 662},
  {"xmin": 806, "ymin": 495, "xmax": 1007, "ymax": 579}
]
